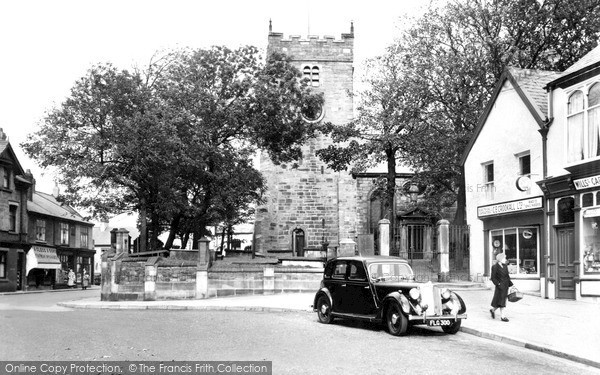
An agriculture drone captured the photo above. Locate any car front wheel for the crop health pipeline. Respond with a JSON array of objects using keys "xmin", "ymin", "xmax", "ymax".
[
  {"xmin": 316, "ymin": 295, "xmax": 334, "ymax": 324},
  {"xmin": 386, "ymin": 302, "xmax": 408, "ymax": 336},
  {"xmin": 442, "ymin": 319, "xmax": 461, "ymax": 334}
]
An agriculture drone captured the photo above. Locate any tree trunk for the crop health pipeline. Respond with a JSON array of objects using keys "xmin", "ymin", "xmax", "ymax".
[
  {"xmin": 139, "ymin": 197, "xmax": 147, "ymax": 253},
  {"xmin": 164, "ymin": 214, "xmax": 182, "ymax": 250},
  {"xmin": 453, "ymin": 165, "xmax": 467, "ymax": 225},
  {"xmin": 386, "ymin": 149, "xmax": 397, "ymax": 255}
]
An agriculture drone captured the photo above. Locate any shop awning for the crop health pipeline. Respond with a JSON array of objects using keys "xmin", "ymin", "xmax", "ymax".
[{"xmin": 26, "ymin": 246, "xmax": 62, "ymax": 275}]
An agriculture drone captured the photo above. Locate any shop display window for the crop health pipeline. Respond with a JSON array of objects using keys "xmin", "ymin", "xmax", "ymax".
[
  {"xmin": 582, "ymin": 215, "xmax": 600, "ymax": 273},
  {"xmin": 490, "ymin": 227, "xmax": 539, "ymax": 275}
]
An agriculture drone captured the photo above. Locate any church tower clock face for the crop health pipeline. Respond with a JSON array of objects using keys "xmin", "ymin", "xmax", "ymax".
[{"xmin": 253, "ymin": 22, "xmax": 355, "ymax": 256}]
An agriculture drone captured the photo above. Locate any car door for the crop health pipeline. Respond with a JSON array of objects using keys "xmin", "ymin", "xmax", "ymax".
[
  {"xmin": 328, "ymin": 260, "xmax": 348, "ymax": 313},
  {"xmin": 343, "ymin": 260, "xmax": 377, "ymax": 315}
]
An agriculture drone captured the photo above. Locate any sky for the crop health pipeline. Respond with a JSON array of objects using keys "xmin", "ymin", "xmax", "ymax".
[{"xmin": 0, "ymin": 0, "xmax": 430, "ymax": 195}]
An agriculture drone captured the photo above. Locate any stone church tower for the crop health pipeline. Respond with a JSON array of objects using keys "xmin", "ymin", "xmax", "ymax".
[{"xmin": 253, "ymin": 22, "xmax": 358, "ymax": 256}]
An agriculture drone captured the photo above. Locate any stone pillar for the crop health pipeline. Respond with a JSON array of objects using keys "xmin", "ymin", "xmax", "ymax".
[
  {"xmin": 263, "ymin": 265, "xmax": 275, "ymax": 294},
  {"xmin": 437, "ymin": 219, "xmax": 450, "ymax": 282},
  {"xmin": 100, "ymin": 256, "xmax": 110, "ymax": 301},
  {"xmin": 378, "ymin": 219, "xmax": 390, "ymax": 256},
  {"xmin": 337, "ymin": 238, "xmax": 356, "ymax": 257},
  {"xmin": 197, "ymin": 237, "xmax": 211, "ymax": 266},
  {"xmin": 196, "ymin": 237, "xmax": 211, "ymax": 299},
  {"xmin": 144, "ymin": 257, "xmax": 159, "ymax": 301},
  {"xmin": 115, "ymin": 228, "xmax": 130, "ymax": 254}
]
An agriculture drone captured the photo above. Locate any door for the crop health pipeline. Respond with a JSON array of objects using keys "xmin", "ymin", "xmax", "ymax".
[
  {"xmin": 556, "ymin": 227, "xmax": 576, "ymax": 299},
  {"xmin": 17, "ymin": 252, "xmax": 24, "ymax": 291},
  {"xmin": 343, "ymin": 261, "xmax": 377, "ymax": 315},
  {"xmin": 292, "ymin": 229, "xmax": 305, "ymax": 257}
]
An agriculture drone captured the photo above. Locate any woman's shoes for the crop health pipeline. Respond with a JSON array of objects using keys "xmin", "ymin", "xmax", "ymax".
[
  {"xmin": 489, "ymin": 309, "xmax": 495, "ymax": 319},
  {"xmin": 501, "ymin": 317, "xmax": 509, "ymax": 322}
]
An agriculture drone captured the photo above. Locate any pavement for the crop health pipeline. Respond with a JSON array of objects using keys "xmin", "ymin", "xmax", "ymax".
[{"xmin": 6, "ymin": 285, "xmax": 600, "ymax": 369}]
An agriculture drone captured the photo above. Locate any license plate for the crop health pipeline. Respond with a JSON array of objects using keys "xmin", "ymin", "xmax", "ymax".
[{"xmin": 428, "ymin": 319, "xmax": 452, "ymax": 327}]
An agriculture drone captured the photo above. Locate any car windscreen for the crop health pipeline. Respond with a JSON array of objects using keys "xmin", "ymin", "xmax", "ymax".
[{"xmin": 368, "ymin": 262, "xmax": 414, "ymax": 282}]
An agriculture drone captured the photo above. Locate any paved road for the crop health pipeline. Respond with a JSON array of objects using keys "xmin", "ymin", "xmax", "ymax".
[{"xmin": 1, "ymin": 290, "xmax": 598, "ymax": 375}]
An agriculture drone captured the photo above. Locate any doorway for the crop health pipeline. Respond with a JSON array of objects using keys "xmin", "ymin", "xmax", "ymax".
[
  {"xmin": 556, "ymin": 226, "xmax": 576, "ymax": 299},
  {"xmin": 292, "ymin": 229, "xmax": 305, "ymax": 257}
]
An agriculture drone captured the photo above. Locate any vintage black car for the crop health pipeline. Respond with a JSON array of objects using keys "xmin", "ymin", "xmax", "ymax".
[{"xmin": 313, "ymin": 256, "xmax": 467, "ymax": 335}]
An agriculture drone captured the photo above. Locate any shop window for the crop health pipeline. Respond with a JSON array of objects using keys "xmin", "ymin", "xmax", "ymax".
[
  {"xmin": 0, "ymin": 251, "xmax": 7, "ymax": 278},
  {"xmin": 490, "ymin": 227, "xmax": 538, "ymax": 275},
  {"xmin": 583, "ymin": 193, "xmax": 594, "ymax": 207},
  {"xmin": 556, "ymin": 197, "xmax": 575, "ymax": 224},
  {"xmin": 583, "ymin": 213, "xmax": 600, "ymax": 274},
  {"xmin": 60, "ymin": 223, "xmax": 69, "ymax": 245},
  {"xmin": 35, "ymin": 219, "xmax": 46, "ymax": 242},
  {"xmin": 9, "ymin": 204, "xmax": 17, "ymax": 232}
]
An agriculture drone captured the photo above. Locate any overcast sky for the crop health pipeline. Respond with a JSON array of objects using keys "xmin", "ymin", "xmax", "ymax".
[{"xmin": 0, "ymin": 0, "xmax": 430, "ymax": 194}]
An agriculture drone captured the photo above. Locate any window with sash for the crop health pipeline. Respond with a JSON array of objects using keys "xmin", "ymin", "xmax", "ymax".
[{"xmin": 567, "ymin": 83, "xmax": 600, "ymax": 163}]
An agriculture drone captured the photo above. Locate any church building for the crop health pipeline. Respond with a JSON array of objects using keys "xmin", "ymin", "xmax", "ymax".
[{"xmin": 253, "ymin": 23, "xmax": 430, "ymax": 261}]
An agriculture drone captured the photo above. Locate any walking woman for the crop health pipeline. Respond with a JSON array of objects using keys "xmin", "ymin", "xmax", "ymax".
[
  {"xmin": 67, "ymin": 268, "xmax": 76, "ymax": 289},
  {"xmin": 490, "ymin": 252, "xmax": 513, "ymax": 322}
]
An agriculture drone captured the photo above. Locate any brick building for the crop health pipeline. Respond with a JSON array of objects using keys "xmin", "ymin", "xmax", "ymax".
[{"xmin": 0, "ymin": 129, "xmax": 94, "ymax": 292}]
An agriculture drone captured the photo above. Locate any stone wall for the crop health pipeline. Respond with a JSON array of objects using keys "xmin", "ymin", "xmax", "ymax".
[
  {"xmin": 101, "ymin": 252, "xmax": 324, "ymax": 301},
  {"xmin": 208, "ymin": 263, "xmax": 323, "ymax": 297}
]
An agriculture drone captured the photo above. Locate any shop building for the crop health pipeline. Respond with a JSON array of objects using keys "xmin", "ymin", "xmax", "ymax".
[
  {"xmin": 26, "ymin": 189, "xmax": 95, "ymax": 289},
  {"xmin": 462, "ymin": 67, "xmax": 561, "ymax": 295},
  {"xmin": 0, "ymin": 129, "xmax": 94, "ymax": 291},
  {"xmin": 464, "ymin": 45, "xmax": 600, "ymax": 302},
  {"xmin": 538, "ymin": 45, "xmax": 600, "ymax": 302}
]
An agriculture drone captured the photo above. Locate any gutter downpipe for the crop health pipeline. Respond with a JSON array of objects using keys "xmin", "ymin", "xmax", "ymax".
[{"xmin": 539, "ymin": 84, "xmax": 554, "ymax": 299}]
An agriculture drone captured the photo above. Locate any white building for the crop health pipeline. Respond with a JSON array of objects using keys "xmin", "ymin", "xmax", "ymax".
[
  {"xmin": 464, "ymin": 45, "xmax": 600, "ymax": 302},
  {"xmin": 462, "ymin": 67, "xmax": 560, "ymax": 295}
]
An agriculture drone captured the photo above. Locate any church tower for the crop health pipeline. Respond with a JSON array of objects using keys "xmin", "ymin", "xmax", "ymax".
[{"xmin": 253, "ymin": 22, "xmax": 357, "ymax": 256}]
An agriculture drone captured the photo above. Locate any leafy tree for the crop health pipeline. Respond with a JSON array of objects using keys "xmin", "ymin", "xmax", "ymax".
[
  {"xmin": 318, "ymin": 0, "xmax": 600, "ymax": 227},
  {"xmin": 22, "ymin": 46, "xmax": 322, "ymax": 250}
]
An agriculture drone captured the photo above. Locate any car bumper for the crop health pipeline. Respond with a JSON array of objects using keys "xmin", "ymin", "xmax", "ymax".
[{"xmin": 408, "ymin": 313, "xmax": 467, "ymax": 322}]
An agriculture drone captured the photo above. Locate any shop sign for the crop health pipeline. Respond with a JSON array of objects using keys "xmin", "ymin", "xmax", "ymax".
[
  {"xmin": 574, "ymin": 175, "xmax": 600, "ymax": 190},
  {"xmin": 477, "ymin": 197, "xmax": 543, "ymax": 218},
  {"xmin": 583, "ymin": 207, "xmax": 600, "ymax": 218},
  {"xmin": 26, "ymin": 246, "xmax": 62, "ymax": 275}
]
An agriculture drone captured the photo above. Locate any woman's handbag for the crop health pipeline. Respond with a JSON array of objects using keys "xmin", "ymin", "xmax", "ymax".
[{"xmin": 508, "ymin": 286, "xmax": 523, "ymax": 302}]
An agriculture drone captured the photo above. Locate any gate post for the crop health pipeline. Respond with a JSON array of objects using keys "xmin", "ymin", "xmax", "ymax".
[
  {"xmin": 378, "ymin": 219, "xmax": 390, "ymax": 256},
  {"xmin": 437, "ymin": 219, "xmax": 450, "ymax": 282}
]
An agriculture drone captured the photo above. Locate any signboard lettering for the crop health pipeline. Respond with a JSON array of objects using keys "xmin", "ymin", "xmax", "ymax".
[
  {"xmin": 574, "ymin": 175, "xmax": 600, "ymax": 190},
  {"xmin": 477, "ymin": 197, "xmax": 543, "ymax": 218}
]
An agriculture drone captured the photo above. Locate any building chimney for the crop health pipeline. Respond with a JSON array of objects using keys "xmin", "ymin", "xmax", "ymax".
[{"xmin": 0, "ymin": 128, "xmax": 6, "ymax": 141}]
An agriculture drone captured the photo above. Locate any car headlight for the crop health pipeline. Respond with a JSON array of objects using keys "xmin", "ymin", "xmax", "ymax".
[
  {"xmin": 409, "ymin": 288, "xmax": 420, "ymax": 300},
  {"xmin": 441, "ymin": 288, "xmax": 451, "ymax": 301},
  {"xmin": 444, "ymin": 294, "xmax": 461, "ymax": 315}
]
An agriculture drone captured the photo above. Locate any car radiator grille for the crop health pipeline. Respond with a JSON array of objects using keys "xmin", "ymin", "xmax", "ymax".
[{"xmin": 419, "ymin": 283, "xmax": 443, "ymax": 316}]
